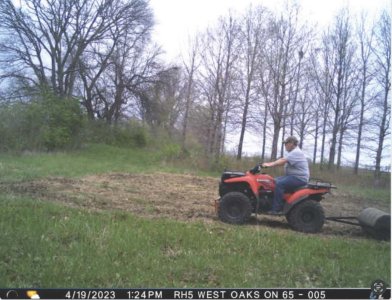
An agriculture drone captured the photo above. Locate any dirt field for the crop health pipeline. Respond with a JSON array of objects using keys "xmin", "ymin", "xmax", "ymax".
[{"xmin": 3, "ymin": 172, "xmax": 390, "ymax": 239}]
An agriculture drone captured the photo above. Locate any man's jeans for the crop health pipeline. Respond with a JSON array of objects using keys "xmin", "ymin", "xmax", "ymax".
[{"xmin": 272, "ymin": 176, "xmax": 307, "ymax": 211}]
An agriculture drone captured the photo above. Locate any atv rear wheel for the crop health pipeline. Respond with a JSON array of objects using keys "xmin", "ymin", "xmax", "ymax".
[
  {"xmin": 287, "ymin": 199, "xmax": 325, "ymax": 233},
  {"xmin": 218, "ymin": 192, "xmax": 252, "ymax": 224}
]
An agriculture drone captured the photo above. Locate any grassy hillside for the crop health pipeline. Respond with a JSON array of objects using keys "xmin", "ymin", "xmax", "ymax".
[{"xmin": 0, "ymin": 144, "xmax": 390, "ymax": 288}]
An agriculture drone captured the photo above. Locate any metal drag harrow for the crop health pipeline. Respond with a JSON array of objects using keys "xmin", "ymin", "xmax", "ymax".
[{"xmin": 326, "ymin": 207, "xmax": 390, "ymax": 240}]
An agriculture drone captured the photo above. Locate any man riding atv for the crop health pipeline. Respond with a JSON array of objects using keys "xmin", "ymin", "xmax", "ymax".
[
  {"xmin": 257, "ymin": 136, "xmax": 309, "ymax": 215},
  {"xmin": 216, "ymin": 137, "xmax": 390, "ymax": 237},
  {"xmin": 216, "ymin": 135, "xmax": 330, "ymax": 233}
]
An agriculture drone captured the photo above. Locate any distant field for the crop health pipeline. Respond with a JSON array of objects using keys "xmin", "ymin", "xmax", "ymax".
[
  {"xmin": 2, "ymin": 171, "xmax": 389, "ymax": 239},
  {"xmin": 0, "ymin": 144, "xmax": 390, "ymax": 287}
]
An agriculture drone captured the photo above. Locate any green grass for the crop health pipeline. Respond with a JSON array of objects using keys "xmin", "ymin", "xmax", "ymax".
[
  {"xmin": 0, "ymin": 195, "xmax": 389, "ymax": 288},
  {"xmin": 0, "ymin": 144, "xmax": 390, "ymax": 288},
  {"xmin": 346, "ymin": 186, "xmax": 391, "ymax": 204},
  {"xmin": 0, "ymin": 144, "xmax": 216, "ymax": 182},
  {"xmin": 0, "ymin": 144, "xmax": 159, "ymax": 181}
]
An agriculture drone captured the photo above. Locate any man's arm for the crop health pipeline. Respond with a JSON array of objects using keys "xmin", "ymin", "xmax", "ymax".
[{"xmin": 262, "ymin": 158, "xmax": 288, "ymax": 168}]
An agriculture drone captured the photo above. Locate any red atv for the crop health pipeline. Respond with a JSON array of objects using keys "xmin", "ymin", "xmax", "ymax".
[{"xmin": 215, "ymin": 165, "xmax": 336, "ymax": 233}]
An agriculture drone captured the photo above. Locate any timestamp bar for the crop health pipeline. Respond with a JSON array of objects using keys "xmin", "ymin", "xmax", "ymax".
[{"xmin": 0, "ymin": 288, "xmax": 390, "ymax": 299}]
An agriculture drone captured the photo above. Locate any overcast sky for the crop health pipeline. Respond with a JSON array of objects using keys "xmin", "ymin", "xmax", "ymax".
[
  {"xmin": 150, "ymin": 0, "xmax": 390, "ymax": 63},
  {"xmin": 148, "ymin": 0, "xmax": 390, "ymax": 164}
]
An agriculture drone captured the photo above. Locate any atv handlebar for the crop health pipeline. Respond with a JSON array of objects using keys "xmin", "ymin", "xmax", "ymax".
[
  {"xmin": 249, "ymin": 165, "xmax": 260, "ymax": 174},
  {"xmin": 249, "ymin": 163, "xmax": 268, "ymax": 174}
]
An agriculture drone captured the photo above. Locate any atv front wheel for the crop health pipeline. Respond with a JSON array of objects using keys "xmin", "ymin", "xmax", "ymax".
[
  {"xmin": 218, "ymin": 192, "xmax": 252, "ymax": 224},
  {"xmin": 287, "ymin": 199, "xmax": 325, "ymax": 233}
]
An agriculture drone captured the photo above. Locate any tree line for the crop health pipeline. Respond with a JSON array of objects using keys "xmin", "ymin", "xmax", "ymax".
[{"xmin": 0, "ymin": 0, "xmax": 390, "ymax": 179}]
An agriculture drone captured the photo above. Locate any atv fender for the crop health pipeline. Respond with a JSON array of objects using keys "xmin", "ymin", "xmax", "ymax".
[
  {"xmin": 283, "ymin": 196, "xmax": 309, "ymax": 214},
  {"xmin": 283, "ymin": 187, "xmax": 329, "ymax": 214},
  {"xmin": 223, "ymin": 172, "xmax": 259, "ymax": 197}
]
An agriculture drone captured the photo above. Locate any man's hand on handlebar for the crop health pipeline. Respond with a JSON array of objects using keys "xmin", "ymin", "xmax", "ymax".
[
  {"xmin": 250, "ymin": 162, "xmax": 270, "ymax": 174},
  {"xmin": 249, "ymin": 162, "xmax": 273, "ymax": 174},
  {"xmin": 249, "ymin": 164, "xmax": 261, "ymax": 174}
]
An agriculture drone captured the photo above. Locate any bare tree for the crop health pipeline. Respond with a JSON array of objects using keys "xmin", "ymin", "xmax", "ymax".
[
  {"xmin": 257, "ymin": 69, "xmax": 272, "ymax": 161},
  {"xmin": 371, "ymin": 10, "xmax": 391, "ymax": 181},
  {"xmin": 287, "ymin": 43, "xmax": 315, "ymax": 152},
  {"xmin": 316, "ymin": 9, "xmax": 358, "ymax": 170},
  {"xmin": 260, "ymin": 4, "xmax": 310, "ymax": 160},
  {"xmin": 197, "ymin": 14, "xmax": 240, "ymax": 160},
  {"xmin": 352, "ymin": 13, "xmax": 375, "ymax": 174},
  {"xmin": 134, "ymin": 66, "xmax": 183, "ymax": 135},
  {"xmin": 0, "ymin": 0, "xmax": 159, "ymax": 126},
  {"xmin": 0, "ymin": 0, "xmax": 153, "ymax": 100},
  {"xmin": 288, "ymin": 49, "xmax": 304, "ymax": 136},
  {"xmin": 180, "ymin": 36, "xmax": 199, "ymax": 150},
  {"xmin": 295, "ymin": 81, "xmax": 315, "ymax": 148},
  {"xmin": 310, "ymin": 44, "xmax": 334, "ymax": 168},
  {"xmin": 78, "ymin": 34, "xmax": 160, "ymax": 123},
  {"xmin": 235, "ymin": 6, "xmax": 269, "ymax": 160}
]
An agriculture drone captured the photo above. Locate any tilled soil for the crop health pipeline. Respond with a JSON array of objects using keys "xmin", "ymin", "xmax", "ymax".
[{"xmin": 2, "ymin": 172, "xmax": 390, "ymax": 239}]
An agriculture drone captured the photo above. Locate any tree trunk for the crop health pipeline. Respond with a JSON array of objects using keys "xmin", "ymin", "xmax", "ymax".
[
  {"xmin": 374, "ymin": 87, "xmax": 389, "ymax": 180},
  {"xmin": 313, "ymin": 112, "xmax": 319, "ymax": 164},
  {"xmin": 354, "ymin": 79, "xmax": 366, "ymax": 174},
  {"xmin": 181, "ymin": 72, "xmax": 195, "ymax": 151},
  {"xmin": 261, "ymin": 101, "xmax": 268, "ymax": 161},
  {"xmin": 319, "ymin": 99, "xmax": 328, "ymax": 169},
  {"xmin": 237, "ymin": 97, "xmax": 250, "ymax": 160},
  {"xmin": 270, "ymin": 119, "xmax": 281, "ymax": 160},
  {"xmin": 337, "ymin": 129, "xmax": 344, "ymax": 170}
]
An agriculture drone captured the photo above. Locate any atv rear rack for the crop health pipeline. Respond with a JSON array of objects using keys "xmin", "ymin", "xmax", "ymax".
[{"xmin": 307, "ymin": 179, "xmax": 337, "ymax": 189}]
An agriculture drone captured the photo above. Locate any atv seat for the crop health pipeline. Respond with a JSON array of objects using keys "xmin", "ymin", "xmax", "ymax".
[
  {"xmin": 286, "ymin": 185, "xmax": 308, "ymax": 193},
  {"xmin": 287, "ymin": 182, "xmax": 334, "ymax": 193}
]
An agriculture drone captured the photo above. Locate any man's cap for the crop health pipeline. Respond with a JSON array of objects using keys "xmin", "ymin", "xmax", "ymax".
[{"xmin": 283, "ymin": 136, "xmax": 299, "ymax": 145}]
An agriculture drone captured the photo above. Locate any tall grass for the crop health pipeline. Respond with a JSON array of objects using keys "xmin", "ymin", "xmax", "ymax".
[{"xmin": 0, "ymin": 194, "xmax": 389, "ymax": 288}]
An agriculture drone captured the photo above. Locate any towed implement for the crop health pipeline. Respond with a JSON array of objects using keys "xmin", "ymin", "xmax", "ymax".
[{"xmin": 215, "ymin": 165, "xmax": 390, "ymax": 240}]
